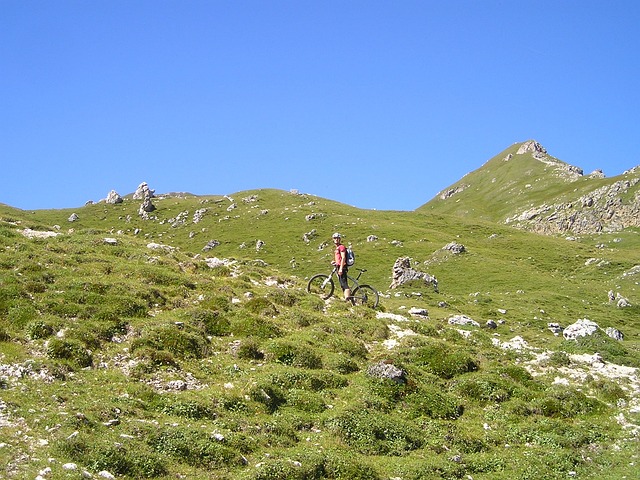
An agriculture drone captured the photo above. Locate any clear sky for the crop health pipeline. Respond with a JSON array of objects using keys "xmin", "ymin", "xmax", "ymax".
[{"xmin": 2, "ymin": 1, "xmax": 639, "ymax": 211}]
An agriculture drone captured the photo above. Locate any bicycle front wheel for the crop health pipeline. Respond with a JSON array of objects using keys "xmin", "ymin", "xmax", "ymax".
[
  {"xmin": 307, "ymin": 274, "xmax": 335, "ymax": 300},
  {"xmin": 351, "ymin": 284, "xmax": 379, "ymax": 308}
]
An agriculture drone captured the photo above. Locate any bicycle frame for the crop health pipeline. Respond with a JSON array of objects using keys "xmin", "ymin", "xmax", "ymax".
[{"xmin": 327, "ymin": 266, "xmax": 365, "ymax": 290}]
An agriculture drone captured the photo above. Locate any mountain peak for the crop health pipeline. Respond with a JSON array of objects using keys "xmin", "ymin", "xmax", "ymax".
[{"xmin": 516, "ymin": 140, "xmax": 547, "ymax": 155}]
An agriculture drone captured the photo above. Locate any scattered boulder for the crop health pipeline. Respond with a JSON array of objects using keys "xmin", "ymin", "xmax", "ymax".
[
  {"xmin": 105, "ymin": 190, "xmax": 123, "ymax": 204},
  {"xmin": 617, "ymin": 296, "xmax": 631, "ymax": 308},
  {"xmin": 103, "ymin": 238, "xmax": 118, "ymax": 246},
  {"xmin": 448, "ymin": 314, "xmax": 480, "ymax": 327},
  {"xmin": 366, "ymin": 361, "xmax": 406, "ymax": 384},
  {"xmin": 606, "ymin": 327, "xmax": 624, "ymax": 341},
  {"xmin": 20, "ymin": 228, "xmax": 60, "ymax": 239},
  {"xmin": 485, "ymin": 320, "xmax": 498, "ymax": 329},
  {"xmin": 256, "ymin": 240, "xmax": 265, "ymax": 251},
  {"xmin": 147, "ymin": 242, "xmax": 175, "ymax": 253},
  {"xmin": 133, "ymin": 182, "xmax": 154, "ymax": 200},
  {"xmin": 408, "ymin": 307, "xmax": 429, "ymax": 318},
  {"xmin": 439, "ymin": 184, "xmax": 469, "ymax": 200},
  {"xmin": 193, "ymin": 208, "xmax": 208, "ymax": 223},
  {"xmin": 548, "ymin": 323, "xmax": 563, "ymax": 336},
  {"xmin": 302, "ymin": 229, "xmax": 317, "ymax": 243},
  {"xmin": 68, "ymin": 213, "xmax": 79, "ymax": 222},
  {"xmin": 367, "ymin": 235, "xmax": 378, "ymax": 242},
  {"xmin": 443, "ymin": 242, "xmax": 466, "ymax": 254},
  {"xmin": 563, "ymin": 318, "xmax": 599, "ymax": 340},
  {"xmin": 203, "ymin": 240, "xmax": 220, "ymax": 252},
  {"xmin": 389, "ymin": 257, "xmax": 438, "ymax": 292}
]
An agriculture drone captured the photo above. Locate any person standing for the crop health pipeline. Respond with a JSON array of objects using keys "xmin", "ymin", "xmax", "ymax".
[{"xmin": 332, "ymin": 232, "xmax": 352, "ymax": 302}]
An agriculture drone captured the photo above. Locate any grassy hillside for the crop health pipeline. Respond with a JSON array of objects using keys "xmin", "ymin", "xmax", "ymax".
[
  {"xmin": 1, "ymin": 190, "xmax": 639, "ymax": 479},
  {"xmin": 418, "ymin": 142, "xmax": 640, "ymax": 231}
]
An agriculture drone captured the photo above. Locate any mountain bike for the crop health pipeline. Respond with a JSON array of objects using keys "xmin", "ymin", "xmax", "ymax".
[{"xmin": 306, "ymin": 267, "xmax": 379, "ymax": 307}]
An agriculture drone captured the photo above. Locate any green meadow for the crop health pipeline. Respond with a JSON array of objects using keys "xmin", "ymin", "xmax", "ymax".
[{"xmin": 1, "ymin": 176, "xmax": 638, "ymax": 478}]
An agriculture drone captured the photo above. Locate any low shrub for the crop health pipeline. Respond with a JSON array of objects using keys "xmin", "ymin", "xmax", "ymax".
[
  {"xmin": 525, "ymin": 385, "xmax": 606, "ymax": 418},
  {"xmin": 328, "ymin": 356, "xmax": 360, "ymax": 374},
  {"xmin": 408, "ymin": 341, "xmax": 479, "ymax": 379},
  {"xmin": 454, "ymin": 373, "xmax": 517, "ymax": 404},
  {"xmin": 187, "ymin": 308, "xmax": 231, "ymax": 336},
  {"xmin": 235, "ymin": 337, "xmax": 265, "ymax": 360},
  {"xmin": 26, "ymin": 319, "xmax": 54, "ymax": 339},
  {"xmin": 590, "ymin": 378, "xmax": 627, "ymax": 402},
  {"xmin": 245, "ymin": 297, "xmax": 279, "ymax": 316},
  {"xmin": 267, "ymin": 289, "xmax": 300, "ymax": 307},
  {"xmin": 328, "ymin": 408, "xmax": 424, "ymax": 455},
  {"xmin": 286, "ymin": 389, "xmax": 327, "ymax": 413},
  {"xmin": 230, "ymin": 313, "xmax": 282, "ymax": 338},
  {"xmin": 265, "ymin": 340, "xmax": 323, "ymax": 369},
  {"xmin": 269, "ymin": 370, "xmax": 348, "ymax": 391},
  {"xmin": 131, "ymin": 346, "xmax": 178, "ymax": 369},
  {"xmin": 130, "ymin": 325, "xmax": 208, "ymax": 359},
  {"xmin": 8, "ymin": 301, "xmax": 38, "ymax": 330},
  {"xmin": 46, "ymin": 338, "xmax": 93, "ymax": 368},
  {"xmin": 249, "ymin": 382, "xmax": 287, "ymax": 413},
  {"xmin": 160, "ymin": 398, "xmax": 217, "ymax": 420},
  {"xmin": 147, "ymin": 426, "xmax": 241, "ymax": 468},
  {"xmin": 406, "ymin": 385, "xmax": 464, "ymax": 419}
]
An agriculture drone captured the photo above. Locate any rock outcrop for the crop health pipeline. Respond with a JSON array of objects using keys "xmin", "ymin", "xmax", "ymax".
[
  {"xmin": 505, "ymin": 177, "xmax": 640, "ymax": 234},
  {"xmin": 104, "ymin": 190, "xmax": 123, "ymax": 204},
  {"xmin": 389, "ymin": 257, "xmax": 438, "ymax": 292}
]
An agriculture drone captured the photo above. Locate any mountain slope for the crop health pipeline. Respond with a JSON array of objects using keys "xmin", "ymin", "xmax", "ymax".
[
  {"xmin": 0, "ymin": 172, "xmax": 639, "ymax": 478},
  {"xmin": 418, "ymin": 140, "xmax": 640, "ymax": 234}
]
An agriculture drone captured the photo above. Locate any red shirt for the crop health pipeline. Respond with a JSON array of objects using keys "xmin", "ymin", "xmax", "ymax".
[{"xmin": 335, "ymin": 244, "xmax": 346, "ymax": 267}]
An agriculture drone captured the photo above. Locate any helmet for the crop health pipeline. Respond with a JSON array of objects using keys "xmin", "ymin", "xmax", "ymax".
[{"xmin": 332, "ymin": 232, "xmax": 341, "ymax": 239}]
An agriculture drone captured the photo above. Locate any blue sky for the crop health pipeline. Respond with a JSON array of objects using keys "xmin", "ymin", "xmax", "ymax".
[{"xmin": 2, "ymin": 1, "xmax": 639, "ymax": 211}]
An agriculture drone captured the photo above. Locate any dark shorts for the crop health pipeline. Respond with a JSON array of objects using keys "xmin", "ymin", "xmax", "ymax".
[{"xmin": 338, "ymin": 268, "xmax": 349, "ymax": 291}]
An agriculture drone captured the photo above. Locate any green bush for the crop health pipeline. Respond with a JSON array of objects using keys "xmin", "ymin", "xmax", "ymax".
[
  {"xmin": 265, "ymin": 340, "xmax": 323, "ymax": 369},
  {"xmin": 269, "ymin": 369, "xmax": 348, "ymax": 391},
  {"xmin": 147, "ymin": 426, "xmax": 241, "ymax": 468},
  {"xmin": 236, "ymin": 337, "xmax": 265, "ymax": 360},
  {"xmin": 328, "ymin": 356, "xmax": 360, "ymax": 374},
  {"xmin": 245, "ymin": 297, "xmax": 279, "ymax": 316},
  {"xmin": 46, "ymin": 338, "xmax": 93, "ymax": 368},
  {"xmin": 526, "ymin": 385, "xmax": 606, "ymax": 418},
  {"xmin": 286, "ymin": 389, "xmax": 327, "ymax": 413},
  {"xmin": 26, "ymin": 319, "xmax": 54, "ymax": 339},
  {"xmin": 160, "ymin": 398, "xmax": 216, "ymax": 420},
  {"xmin": 131, "ymin": 347, "xmax": 178, "ymax": 369},
  {"xmin": 406, "ymin": 385, "xmax": 464, "ymax": 419},
  {"xmin": 562, "ymin": 331, "xmax": 630, "ymax": 364},
  {"xmin": 187, "ymin": 308, "xmax": 231, "ymax": 336},
  {"xmin": 590, "ymin": 378, "xmax": 627, "ymax": 403},
  {"xmin": 408, "ymin": 341, "xmax": 479, "ymax": 379},
  {"xmin": 230, "ymin": 313, "xmax": 282, "ymax": 338},
  {"xmin": 0, "ymin": 327, "xmax": 10, "ymax": 342},
  {"xmin": 267, "ymin": 289, "xmax": 300, "ymax": 307},
  {"xmin": 8, "ymin": 301, "xmax": 38, "ymax": 329},
  {"xmin": 247, "ymin": 449, "xmax": 381, "ymax": 480},
  {"xmin": 249, "ymin": 382, "xmax": 287, "ymax": 413},
  {"xmin": 87, "ymin": 443, "xmax": 167, "ymax": 478},
  {"xmin": 328, "ymin": 408, "xmax": 424, "ymax": 455},
  {"xmin": 130, "ymin": 325, "xmax": 208, "ymax": 359},
  {"xmin": 454, "ymin": 373, "xmax": 517, "ymax": 404}
]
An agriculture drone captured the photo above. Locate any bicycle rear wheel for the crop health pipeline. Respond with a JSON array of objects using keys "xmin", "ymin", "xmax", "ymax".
[
  {"xmin": 307, "ymin": 274, "xmax": 335, "ymax": 300},
  {"xmin": 351, "ymin": 284, "xmax": 379, "ymax": 307}
]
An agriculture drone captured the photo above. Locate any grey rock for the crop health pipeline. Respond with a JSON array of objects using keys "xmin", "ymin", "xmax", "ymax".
[
  {"xmin": 563, "ymin": 318, "xmax": 599, "ymax": 340},
  {"xmin": 367, "ymin": 362, "xmax": 406, "ymax": 384}
]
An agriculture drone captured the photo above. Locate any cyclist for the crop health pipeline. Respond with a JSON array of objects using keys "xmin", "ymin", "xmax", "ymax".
[{"xmin": 331, "ymin": 232, "xmax": 353, "ymax": 303}]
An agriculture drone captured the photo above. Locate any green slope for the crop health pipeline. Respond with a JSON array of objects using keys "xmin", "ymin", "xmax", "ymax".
[
  {"xmin": 417, "ymin": 141, "xmax": 640, "ymax": 229},
  {"xmin": 1, "ymin": 185, "xmax": 639, "ymax": 479}
]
